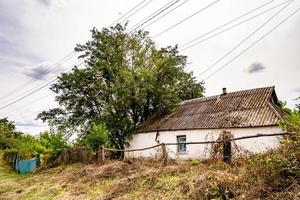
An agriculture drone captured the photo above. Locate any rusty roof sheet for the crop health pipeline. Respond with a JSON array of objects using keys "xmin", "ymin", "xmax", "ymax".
[{"xmin": 136, "ymin": 86, "xmax": 284, "ymax": 133}]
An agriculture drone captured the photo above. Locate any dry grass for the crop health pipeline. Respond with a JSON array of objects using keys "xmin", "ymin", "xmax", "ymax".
[{"xmin": 0, "ymin": 157, "xmax": 299, "ymax": 200}]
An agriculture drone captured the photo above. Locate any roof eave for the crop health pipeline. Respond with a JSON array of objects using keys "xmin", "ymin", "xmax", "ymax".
[{"xmin": 135, "ymin": 124, "xmax": 280, "ymax": 134}]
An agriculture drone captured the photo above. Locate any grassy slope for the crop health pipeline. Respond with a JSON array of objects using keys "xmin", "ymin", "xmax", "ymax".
[{"xmin": 0, "ymin": 158, "xmax": 299, "ymax": 200}]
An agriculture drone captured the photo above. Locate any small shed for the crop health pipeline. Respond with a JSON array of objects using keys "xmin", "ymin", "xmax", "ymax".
[{"xmin": 126, "ymin": 86, "xmax": 285, "ymax": 159}]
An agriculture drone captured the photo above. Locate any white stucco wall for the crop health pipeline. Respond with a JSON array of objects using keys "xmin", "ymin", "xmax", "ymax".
[{"xmin": 125, "ymin": 126, "xmax": 284, "ymax": 159}]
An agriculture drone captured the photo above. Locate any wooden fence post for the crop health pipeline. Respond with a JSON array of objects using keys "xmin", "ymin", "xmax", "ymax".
[
  {"xmin": 161, "ymin": 143, "xmax": 168, "ymax": 166},
  {"xmin": 35, "ymin": 154, "xmax": 40, "ymax": 168},
  {"xmin": 97, "ymin": 146, "xmax": 101, "ymax": 163},
  {"xmin": 102, "ymin": 146, "xmax": 105, "ymax": 164},
  {"xmin": 98, "ymin": 146, "xmax": 105, "ymax": 164},
  {"xmin": 223, "ymin": 139, "xmax": 231, "ymax": 163}
]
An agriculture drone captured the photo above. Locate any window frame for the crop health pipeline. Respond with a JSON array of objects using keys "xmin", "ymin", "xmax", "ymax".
[{"xmin": 177, "ymin": 135, "xmax": 187, "ymax": 154}]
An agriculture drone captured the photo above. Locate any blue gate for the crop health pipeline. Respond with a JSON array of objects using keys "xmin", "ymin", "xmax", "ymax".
[{"xmin": 11, "ymin": 153, "xmax": 40, "ymax": 174}]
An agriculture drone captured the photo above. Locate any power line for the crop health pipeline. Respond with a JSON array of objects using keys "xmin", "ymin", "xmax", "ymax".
[
  {"xmin": 180, "ymin": 0, "xmax": 278, "ymax": 50},
  {"xmin": 196, "ymin": 0, "xmax": 294, "ymax": 78},
  {"xmin": 128, "ymin": 0, "xmax": 180, "ymax": 32},
  {"xmin": 1, "ymin": 0, "xmax": 218, "ymax": 113},
  {"xmin": 153, "ymin": 0, "xmax": 221, "ymax": 38},
  {"xmin": 110, "ymin": 0, "xmax": 148, "ymax": 26},
  {"xmin": 120, "ymin": 0, "xmax": 155, "ymax": 24},
  {"xmin": 0, "ymin": 56, "xmax": 80, "ymax": 107},
  {"xmin": 8, "ymin": 0, "xmax": 186, "ymax": 112},
  {"xmin": 6, "ymin": 93, "xmax": 52, "ymax": 114},
  {"xmin": 141, "ymin": 0, "xmax": 191, "ymax": 30},
  {"xmin": 0, "ymin": 61, "xmax": 85, "ymax": 111},
  {"xmin": 0, "ymin": 51, "xmax": 76, "ymax": 102},
  {"xmin": 180, "ymin": 0, "xmax": 293, "ymax": 51},
  {"xmin": 0, "ymin": 0, "xmax": 155, "ymax": 109},
  {"xmin": 5, "ymin": 0, "xmax": 153, "ymax": 103},
  {"xmin": 1, "ymin": 0, "xmax": 170, "ymax": 119},
  {"xmin": 203, "ymin": 7, "xmax": 300, "ymax": 81}
]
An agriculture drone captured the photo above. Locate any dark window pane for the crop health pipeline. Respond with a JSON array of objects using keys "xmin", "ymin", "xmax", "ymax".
[{"xmin": 177, "ymin": 135, "xmax": 187, "ymax": 153}]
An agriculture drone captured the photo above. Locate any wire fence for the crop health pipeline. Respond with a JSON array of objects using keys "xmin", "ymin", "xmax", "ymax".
[{"xmin": 98, "ymin": 132, "xmax": 290, "ymax": 165}]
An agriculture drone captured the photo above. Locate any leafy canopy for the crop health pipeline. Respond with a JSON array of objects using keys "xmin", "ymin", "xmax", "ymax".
[
  {"xmin": 38, "ymin": 24, "xmax": 204, "ymax": 149},
  {"xmin": 0, "ymin": 117, "xmax": 69, "ymax": 160},
  {"xmin": 279, "ymin": 97, "xmax": 300, "ymax": 134},
  {"xmin": 0, "ymin": 118, "xmax": 23, "ymax": 149}
]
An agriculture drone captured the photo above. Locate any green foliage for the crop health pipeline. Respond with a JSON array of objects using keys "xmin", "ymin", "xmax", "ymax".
[
  {"xmin": 38, "ymin": 24, "xmax": 204, "ymax": 149},
  {"xmin": 279, "ymin": 98, "xmax": 300, "ymax": 147},
  {"xmin": 246, "ymin": 101, "xmax": 300, "ymax": 192},
  {"xmin": 0, "ymin": 117, "xmax": 69, "ymax": 162},
  {"xmin": 191, "ymin": 160, "xmax": 200, "ymax": 166},
  {"xmin": 38, "ymin": 131, "xmax": 68, "ymax": 153},
  {"xmin": 0, "ymin": 162, "xmax": 30, "ymax": 180},
  {"xmin": 278, "ymin": 100, "xmax": 293, "ymax": 115},
  {"xmin": 83, "ymin": 123, "xmax": 108, "ymax": 152},
  {"xmin": 12, "ymin": 135, "xmax": 46, "ymax": 160},
  {"xmin": 2, "ymin": 135, "xmax": 43, "ymax": 160},
  {"xmin": 0, "ymin": 118, "xmax": 15, "ymax": 134},
  {"xmin": 154, "ymin": 175, "xmax": 181, "ymax": 191},
  {"xmin": 280, "ymin": 111, "xmax": 300, "ymax": 134},
  {"xmin": 0, "ymin": 118, "xmax": 37, "ymax": 160},
  {"xmin": 206, "ymin": 184, "xmax": 233, "ymax": 200},
  {"xmin": 38, "ymin": 131, "xmax": 69, "ymax": 162},
  {"xmin": 248, "ymin": 149, "xmax": 299, "ymax": 177},
  {"xmin": 296, "ymin": 97, "xmax": 300, "ymax": 112},
  {"xmin": 0, "ymin": 118, "xmax": 23, "ymax": 149}
]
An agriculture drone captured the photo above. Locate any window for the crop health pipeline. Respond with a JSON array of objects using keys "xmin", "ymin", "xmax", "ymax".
[{"xmin": 177, "ymin": 135, "xmax": 186, "ymax": 153}]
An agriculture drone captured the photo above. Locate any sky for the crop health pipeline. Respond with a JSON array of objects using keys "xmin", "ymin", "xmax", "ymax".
[{"xmin": 0, "ymin": 0, "xmax": 299, "ymax": 135}]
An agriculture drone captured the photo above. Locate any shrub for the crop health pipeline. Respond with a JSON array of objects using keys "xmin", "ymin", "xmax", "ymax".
[
  {"xmin": 2, "ymin": 149, "xmax": 18, "ymax": 164},
  {"xmin": 37, "ymin": 131, "xmax": 69, "ymax": 163},
  {"xmin": 11, "ymin": 135, "xmax": 44, "ymax": 160},
  {"xmin": 191, "ymin": 160, "xmax": 200, "ymax": 166},
  {"xmin": 206, "ymin": 184, "xmax": 234, "ymax": 200},
  {"xmin": 0, "ymin": 118, "xmax": 23, "ymax": 149},
  {"xmin": 279, "ymin": 112, "xmax": 300, "ymax": 134},
  {"xmin": 83, "ymin": 123, "xmax": 109, "ymax": 152},
  {"xmin": 243, "ymin": 109, "xmax": 300, "ymax": 196}
]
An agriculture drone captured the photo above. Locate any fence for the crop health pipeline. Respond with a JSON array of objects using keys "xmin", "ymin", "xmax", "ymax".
[
  {"xmin": 98, "ymin": 132, "xmax": 290, "ymax": 165},
  {"xmin": 5, "ymin": 153, "xmax": 40, "ymax": 174}
]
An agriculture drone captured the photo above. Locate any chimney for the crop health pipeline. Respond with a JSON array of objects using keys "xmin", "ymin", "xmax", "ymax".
[{"xmin": 222, "ymin": 88, "xmax": 227, "ymax": 95}]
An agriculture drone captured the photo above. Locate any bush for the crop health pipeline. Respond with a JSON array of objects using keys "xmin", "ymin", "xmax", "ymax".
[
  {"xmin": 0, "ymin": 118, "xmax": 71, "ymax": 167},
  {"xmin": 0, "ymin": 118, "xmax": 23, "ymax": 149},
  {"xmin": 83, "ymin": 123, "xmax": 109, "ymax": 152},
  {"xmin": 37, "ymin": 131, "xmax": 69, "ymax": 163},
  {"xmin": 9, "ymin": 135, "xmax": 43, "ymax": 160},
  {"xmin": 206, "ymin": 184, "xmax": 234, "ymax": 200},
  {"xmin": 191, "ymin": 160, "xmax": 200, "ymax": 166},
  {"xmin": 2, "ymin": 149, "xmax": 18, "ymax": 164},
  {"xmin": 242, "ymin": 109, "xmax": 300, "ymax": 197},
  {"xmin": 279, "ymin": 112, "xmax": 300, "ymax": 134}
]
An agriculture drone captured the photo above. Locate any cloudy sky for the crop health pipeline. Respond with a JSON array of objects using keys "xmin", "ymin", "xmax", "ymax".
[{"xmin": 0, "ymin": 0, "xmax": 299, "ymax": 134}]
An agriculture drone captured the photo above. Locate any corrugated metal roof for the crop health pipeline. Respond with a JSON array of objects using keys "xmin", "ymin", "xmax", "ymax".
[{"xmin": 136, "ymin": 86, "xmax": 284, "ymax": 133}]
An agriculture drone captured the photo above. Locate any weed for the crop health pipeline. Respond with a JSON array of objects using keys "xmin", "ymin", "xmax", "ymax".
[{"xmin": 191, "ymin": 160, "xmax": 200, "ymax": 166}]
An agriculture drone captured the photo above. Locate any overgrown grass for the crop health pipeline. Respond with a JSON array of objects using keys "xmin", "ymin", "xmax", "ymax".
[
  {"xmin": 0, "ymin": 163, "xmax": 30, "ymax": 180},
  {"xmin": 0, "ymin": 147, "xmax": 299, "ymax": 200}
]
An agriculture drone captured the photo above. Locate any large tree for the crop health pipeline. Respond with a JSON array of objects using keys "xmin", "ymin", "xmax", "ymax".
[{"xmin": 38, "ymin": 24, "xmax": 204, "ymax": 150}]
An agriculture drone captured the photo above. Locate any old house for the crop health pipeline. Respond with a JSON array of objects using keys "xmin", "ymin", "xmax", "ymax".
[{"xmin": 126, "ymin": 86, "xmax": 285, "ymax": 159}]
